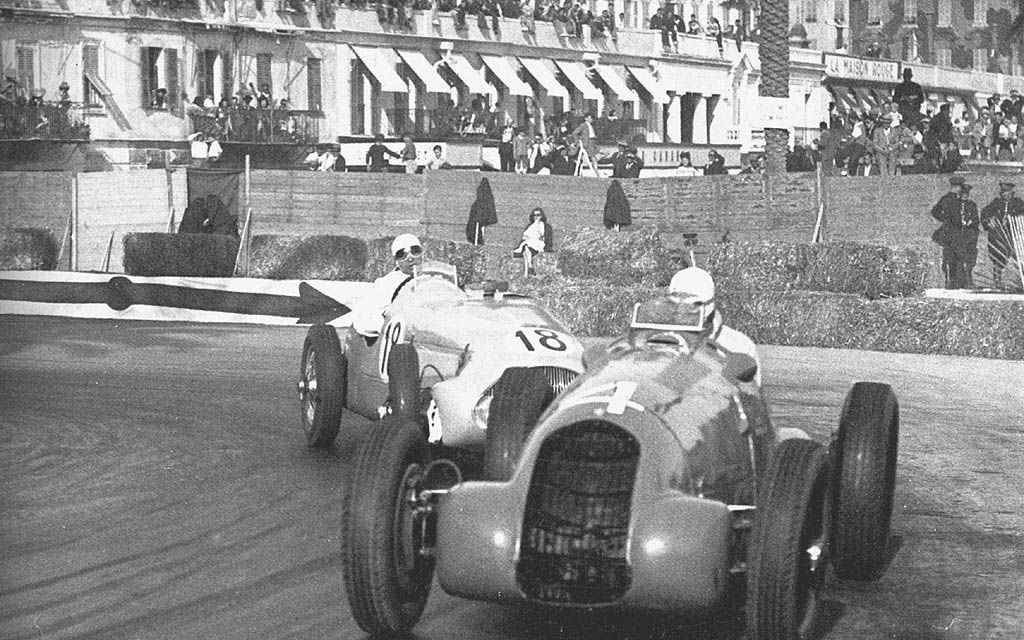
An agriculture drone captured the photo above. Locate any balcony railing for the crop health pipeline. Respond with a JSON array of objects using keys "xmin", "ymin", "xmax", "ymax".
[
  {"xmin": 0, "ymin": 102, "xmax": 91, "ymax": 141},
  {"xmin": 189, "ymin": 109, "xmax": 320, "ymax": 144},
  {"xmin": 593, "ymin": 118, "xmax": 647, "ymax": 144},
  {"xmin": 382, "ymin": 108, "xmax": 480, "ymax": 138}
]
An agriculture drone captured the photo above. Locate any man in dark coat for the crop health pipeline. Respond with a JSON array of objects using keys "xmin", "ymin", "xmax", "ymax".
[
  {"xmin": 598, "ymin": 141, "xmax": 643, "ymax": 178},
  {"xmin": 178, "ymin": 197, "xmax": 209, "ymax": 234},
  {"xmin": 892, "ymin": 68, "xmax": 924, "ymax": 127},
  {"xmin": 980, "ymin": 181, "xmax": 1024, "ymax": 285},
  {"xmin": 930, "ymin": 175, "xmax": 980, "ymax": 289}
]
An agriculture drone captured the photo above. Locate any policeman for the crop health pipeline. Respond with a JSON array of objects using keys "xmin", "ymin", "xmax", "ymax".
[
  {"xmin": 930, "ymin": 176, "xmax": 980, "ymax": 289},
  {"xmin": 668, "ymin": 267, "xmax": 761, "ymax": 386},
  {"xmin": 980, "ymin": 181, "xmax": 1024, "ymax": 285}
]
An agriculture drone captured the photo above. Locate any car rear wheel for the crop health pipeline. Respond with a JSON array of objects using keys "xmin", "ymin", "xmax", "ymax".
[
  {"xmin": 341, "ymin": 417, "xmax": 434, "ymax": 636},
  {"xmin": 482, "ymin": 367, "xmax": 555, "ymax": 481},
  {"xmin": 747, "ymin": 439, "xmax": 831, "ymax": 640},
  {"xmin": 831, "ymin": 381, "xmax": 899, "ymax": 581},
  {"xmin": 298, "ymin": 324, "xmax": 345, "ymax": 449},
  {"xmin": 387, "ymin": 343, "xmax": 420, "ymax": 422}
]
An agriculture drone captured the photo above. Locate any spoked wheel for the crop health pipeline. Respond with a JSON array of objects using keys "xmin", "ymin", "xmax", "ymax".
[
  {"xmin": 298, "ymin": 324, "xmax": 345, "ymax": 448},
  {"xmin": 341, "ymin": 417, "xmax": 435, "ymax": 636},
  {"xmin": 831, "ymin": 381, "xmax": 900, "ymax": 581},
  {"xmin": 482, "ymin": 367, "xmax": 557, "ymax": 481},
  {"xmin": 747, "ymin": 439, "xmax": 832, "ymax": 640}
]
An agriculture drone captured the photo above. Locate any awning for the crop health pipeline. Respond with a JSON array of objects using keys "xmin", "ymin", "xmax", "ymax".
[
  {"xmin": 480, "ymin": 55, "xmax": 532, "ymax": 96},
  {"xmin": 442, "ymin": 54, "xmax": 491, "ymax": 95},
  {"xmin": 658, "ymin": 65, "xmax": 725, "ymax": 96},
  {"xmin": 553, "ymin": 60, "xmax": 601, "ymax": 101},
  {"xmin": 350, "ymin": 45, "xmax": 407, "ymax": 93},
  {"xmin": 517, "ymin": 57, "xmax": 569, "ymax": 99},
  {"xmin": 592, "ymin": 65, "xmax": 638, "ymax": 102},
  {"xmin": 626, "ymin": 66, "xmax": 669, "ymax": 104},
  {"xmin": 827, "ymin": 85, "xmax": 861, "ymax": 114},
  {"xmin": 396, "ymin": 50, "xmax": 450, "ymax": 94}
]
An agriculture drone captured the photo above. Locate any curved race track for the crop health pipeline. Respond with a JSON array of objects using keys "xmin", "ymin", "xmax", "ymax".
[{"xmin": 1, "ymin": 317, "xmax": 1022, "ymax": 640}]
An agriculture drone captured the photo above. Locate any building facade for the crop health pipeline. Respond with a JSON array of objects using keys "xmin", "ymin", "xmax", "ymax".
[{"xmin": 0, "ymin": 0, "xmax": 1021, "ymax": 167}]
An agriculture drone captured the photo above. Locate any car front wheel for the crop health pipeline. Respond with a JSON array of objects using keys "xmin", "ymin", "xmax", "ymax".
[
  {"xmin": 298, "ymin": 324, "xmax": 345, "ymax": 448},
  {"xmin": 831, "ymin": 381, "xmax": 899, "ymax": 581},
  {"xmin": 747, "ymin": 438, "xmax": 832, "ymax": 640},
  {"xmin": 341, "ymin": 417, "xmax": 434, "ymax": 635}
]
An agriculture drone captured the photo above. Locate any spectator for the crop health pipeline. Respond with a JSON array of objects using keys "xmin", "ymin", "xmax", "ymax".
[
  {"xmin": 303, "ymin": 145, "xmax": 320, "ymax": 170},
  {"xmin": 527, "ymin": 133, "xmax": 550, "ymax": 173},
  {"xmin": 707, "ymin": 16, "xmax": 724, "ymax": 55},
  {"xmin": 980, "ymin": 181, "xmax": 1024, "ymax": 286},
  {"xmin": 786, "ymin": 144, "xmax": 815, "ymax": 172},
  {"xmin": 207, "ymin": 135, "xmax": 222, "ymax": 164},
  {"xmin": 513, "ymin": 128, "xmax": 530, "ymax": 173},
  {"xmin": 738, "ymin": 153, "xmax": 764, "ymax": 175},
  {"xmin": 512, "ymin": 207, "xmax": 553, "ymax": 275},
  {"xmin": 930, "ymin": 176, "xmax": 980, "ymax": 289},
  {"xmin": 675, "ymin": 151, "xmax": 700, "ymax": 176},
  {"xmin": 317, "ymin": 147, "xmax": 338, "ymax": 172},
  {"xmin": 728, "ymin": 19, "xmax": 745, "ymax": 51},
  {"xmin": 150, "ymin": 88, "xmax": 168, "ymax": 110},
  {"xmin": 400, "ymin": 134, "xmax": 418, "ymax": 173},
  {"xmin": 188, "ymin": 132, "xmax": 209, "ymax": 166},
  {"xmin": 854, "ymin": 152, "xmax": 880, "ymax": 176},
  {"xmin": 870, "ymin": 113, "xmax": 899, "ymax": 176},
  {"xmin": 598, "ymin": 140, "xmax": 643, "ymax": 178},
  {"xmin": 893, "ymin": 68, "xmax": 924, "ymax": 127},
  {"xmin": 205, "ymin": 194, "xmax": 238, "ymax": 237},
  {"xmin": 571, "ymin": 112, "xmax": 597, "ymax": 161},
  {"xmin": 366, "ymin": 133, "xmax": 400, "ymax": 172},
  {"xmin": 425, "ymin": 144, "xmax": 451, "ymax": 170},
  {"xmin": 704, "ymin": 149, "xmax": 727, "ymax": 175},
  {"xmin": 686, "ymin": 13, "xmax": 701, "ymax": 35},
  {"xmin": 178, "ymin": 197, "xmax": 210, "ymax": 234},
  {"xmin": 818, "ymin": 120, "xmax": 841, "ymax": 176},
  {"xmin": 499, "ymin": 123, "xmax": 515, "ymax": 171}
]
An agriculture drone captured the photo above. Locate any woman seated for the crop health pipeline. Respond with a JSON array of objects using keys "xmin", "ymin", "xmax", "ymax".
[{"xmin": 512, "ymin": 208, "xmax": 554, "ymax": 275}]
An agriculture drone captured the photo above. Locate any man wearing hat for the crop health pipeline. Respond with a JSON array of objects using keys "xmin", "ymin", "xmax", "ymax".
[
  {"xmin": 930, "ymin": 176, "xmax": 980, "ymax": 288},
  {"xmin": 352, "ymin": 233, "xmax": 424, "ymax": 337},
  {"xmin": 597, "ymin": 140, "xmax": 643, "ymax": 179},
  {"xmin": 980, "ymin": 181, "xmax": 1024, "ymax": 285}
]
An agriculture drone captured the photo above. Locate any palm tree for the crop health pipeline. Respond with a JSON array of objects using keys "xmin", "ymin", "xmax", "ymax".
[{"xmin": 757, "ymin": 0, "xmax": 789, "ymax": 175}]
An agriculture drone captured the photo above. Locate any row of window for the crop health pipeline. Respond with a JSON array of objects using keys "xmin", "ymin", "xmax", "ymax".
[{"xmin": 141, "ymin": 48, "xmax": 323, "ymax": 111}]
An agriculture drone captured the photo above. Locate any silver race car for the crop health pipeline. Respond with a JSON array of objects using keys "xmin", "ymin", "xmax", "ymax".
[{"xmin": 340, "ymin": 292, "xmax": 900, "ymax": 640}]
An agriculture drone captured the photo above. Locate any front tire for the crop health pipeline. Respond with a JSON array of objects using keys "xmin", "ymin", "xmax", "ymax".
[
  {"xmin": 747, "ymin": 439, "xmax": 831, "ymax": 640},
  {"xmin": 482, "ymin": 367, "xmax": 555, "ymax": 481},
  {"xmin": 341, "ymin": 417, "xmax": 434, "ymax": 635},
  {"xmin": 831, "ymin": 381, "xmax": 899, "ymax": 581},
  {"xmin": 298, "ymin": 324, "xmax": 345, "ymax": 448}
]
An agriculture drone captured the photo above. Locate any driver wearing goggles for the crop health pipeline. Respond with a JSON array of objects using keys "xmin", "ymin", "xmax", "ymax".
[{"xmin": 352, "ymin": 233, "xmax": 423, "ymax": 337}]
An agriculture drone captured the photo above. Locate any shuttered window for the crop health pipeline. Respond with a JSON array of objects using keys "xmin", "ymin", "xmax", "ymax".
[
  {"xmin": 256, "ymin": 53, "xmax": 272, "ymax": 98},
  {"xmin": 307, "ymin": 57, "xmax": 322, "ymax": 112},
  {"xmin": 16, "ymin": 46, "xmax": 34, "ymax": 97},
  {"xmin": 141, "ymin": 47, "xmax": 178, "ymax": 109},
  {"xmin": 221, "ymin": 52, "xmax": 233, "ymax": 103},
  {"xmin": 196, "ymin": 49, "xmax": 208, "ymax": 101},
  {"xmin": 83, "ymin": 44, "xmax": 100, "ymax": 105}
]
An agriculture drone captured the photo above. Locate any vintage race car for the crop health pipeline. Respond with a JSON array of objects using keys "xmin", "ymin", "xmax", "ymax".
[
  {"xmin": 297, "ymin": 262, "xmax": 585, "ymax": 477},
  {"xmin": 340, "ymin": 294, "xmax": 900, "ymax": 640}
]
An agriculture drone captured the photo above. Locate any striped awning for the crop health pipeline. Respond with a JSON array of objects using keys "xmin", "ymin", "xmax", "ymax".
[
  {"xmin": 553, "ymin": 60, "xmax": 601, "ymax": 101},
  {"xmin": 518, "ymin": 57, "xmax": 569, "ymax": 99},
  {"xmin": 480, "ymin": 55, "xmax": 532, "ymax": 96},
  {"xmin": 350, "ymin": 46, "xmax": 407, "ymax": 93},
  {"xmin": 442, "ymin": 54, "xmax": 491, "ymax": 95},
  {"xmin": 626, "ymin": 66, "xmax": 669, "ymax": 104},
  {"xmin": 396, "ymin": 50, "xmax": 450, "ymax": 94},
  {"xmin": 593, "ymin": 65, "xmax": 638, "ymax": 102}
]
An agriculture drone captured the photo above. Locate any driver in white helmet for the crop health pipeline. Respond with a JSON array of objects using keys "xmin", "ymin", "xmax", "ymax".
[
  {"xmin": 668, "ymin": 267, "xmax": 762, "ymax": 386},
  {"xmin": 352, "ymin": 233, "xmax": 423, "ymax": 337}
]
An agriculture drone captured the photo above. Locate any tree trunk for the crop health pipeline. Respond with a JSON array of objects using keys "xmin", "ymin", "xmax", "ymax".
[{"xmin": 758, "ymin": 0, "xmax": 790, "ymax": 175}]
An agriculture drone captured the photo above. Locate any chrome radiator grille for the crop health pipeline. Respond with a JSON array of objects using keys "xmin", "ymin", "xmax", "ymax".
[
  {"xmin": 482, "ymin": 366, "xmax": 578, "ymax": 402},
  {"xmin": 517, "ymin": 421, "xmax": 640, "ymax": 604}
]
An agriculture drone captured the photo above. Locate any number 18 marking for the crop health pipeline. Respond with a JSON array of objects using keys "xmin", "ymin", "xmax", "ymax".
[{"xmin": 515, "ymin": 328, "xmax": 567, "ymax": 352}]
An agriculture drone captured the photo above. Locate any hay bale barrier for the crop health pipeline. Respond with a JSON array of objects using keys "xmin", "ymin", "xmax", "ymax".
[
  {"xmin": 249, "ymin": 235, "xmax": 367, "ymax": 280},
  {"xmin": 0, "ymin": 228, "xmax": 59, "ymax": 270},
  {"xmin": 119, "ymin": 232, "xmax": 1020, "ymax": 359},
  {"xmin": 123, "ymin": 233, "xmax": 239, "ymax": 277}
]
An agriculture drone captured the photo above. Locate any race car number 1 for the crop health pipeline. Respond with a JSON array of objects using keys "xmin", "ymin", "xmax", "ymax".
[{"xmin": 515, "ymin": 328, "xmax": 568, "ymax": 352}]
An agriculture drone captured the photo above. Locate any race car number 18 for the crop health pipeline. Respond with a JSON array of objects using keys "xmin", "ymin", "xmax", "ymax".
[
  {"xmin": 515, "ymin": 328, "xmax": 567, "ymax": 352},
  {"xmin": 378, "ymin": 319, "xmax": 405, "ymax": 381}
]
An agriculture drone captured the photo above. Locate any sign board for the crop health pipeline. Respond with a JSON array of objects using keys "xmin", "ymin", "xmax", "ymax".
[
  {"xmin": 758, "ymin": 96, "xmax": 791, "ymax": 129},
  {"xmin": 823, "ymin": 53, "xmax": 900, "ymax": 83}
]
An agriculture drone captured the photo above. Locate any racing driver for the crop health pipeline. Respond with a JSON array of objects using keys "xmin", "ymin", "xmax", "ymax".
[
  {"xmin": 667, "ymin": 267, "xmax": 762, "ymax": 385},
  {"xmin": 352, "ymin": 233, "xmax": 423, "ymax": 337}
]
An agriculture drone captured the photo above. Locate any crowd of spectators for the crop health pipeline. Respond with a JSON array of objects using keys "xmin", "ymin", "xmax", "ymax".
[
  {"xmin": 649, "ymin": 8, "xmax": 749, "ymax": 54},
  {"xmin": 183, "ymin": 83, "xmax": 311, "ymax": 144},
  {"xmin": 340, "ymin": 0, "xmax": 618, "ymax": 40},
  {"xmin": 0, "ymin": 77, "xmax": 90, "ymax": 140}
]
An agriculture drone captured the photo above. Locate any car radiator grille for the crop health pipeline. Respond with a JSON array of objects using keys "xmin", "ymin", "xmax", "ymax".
[
  {"xmin": 517, "ymin": 420, "xmax": 640, "ymax": 604},
  {"xmin": 482, "ymin": 366, "xmax": 578, "ymax": 402}
]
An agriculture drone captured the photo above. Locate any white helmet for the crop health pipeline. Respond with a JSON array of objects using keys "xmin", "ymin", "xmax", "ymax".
[
  {"xmin": 668, "ymin": 267, "xmax": 716, "ymax": 318},
  {"xmin": 390, "ymin": 233, "xmax": 422, "ymax": 257}
]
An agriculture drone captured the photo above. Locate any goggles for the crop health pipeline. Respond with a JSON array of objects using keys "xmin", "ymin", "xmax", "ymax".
[{"xmin": 394, "ymin": 245, "xmax": 423, "ymax": 260}]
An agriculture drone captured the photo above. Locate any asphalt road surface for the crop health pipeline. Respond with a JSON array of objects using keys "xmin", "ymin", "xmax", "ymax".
[{"xmin": 1, "ymin": 317, "xmax": 1022, "ymax": 640}]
